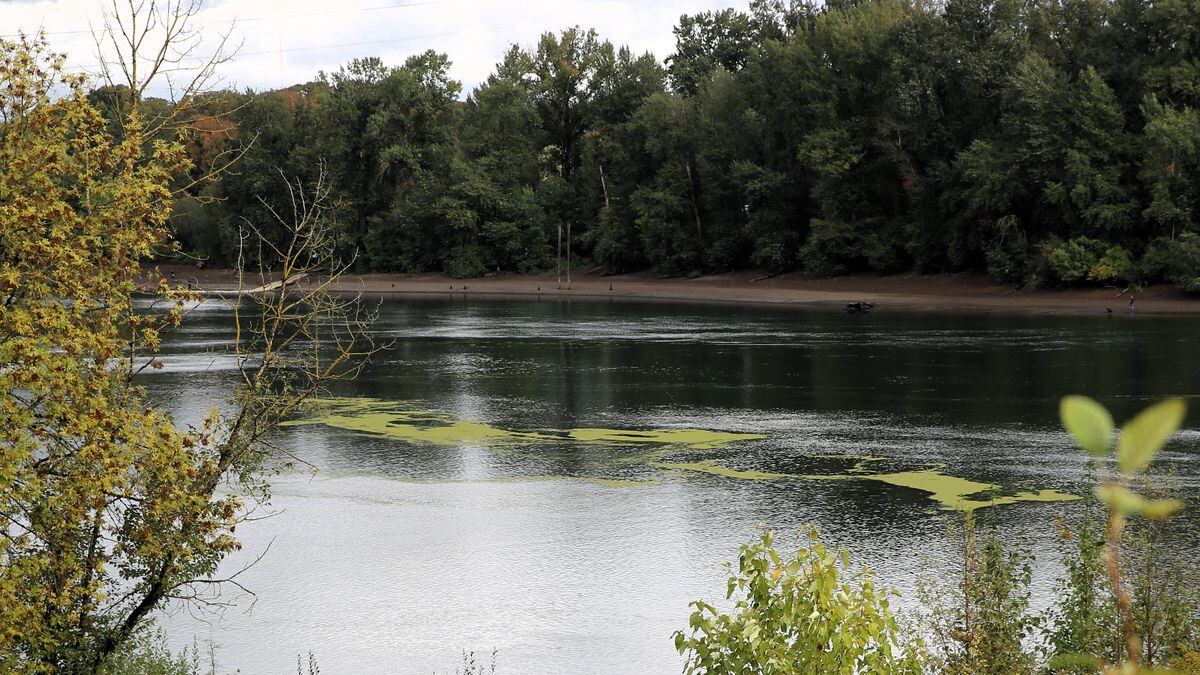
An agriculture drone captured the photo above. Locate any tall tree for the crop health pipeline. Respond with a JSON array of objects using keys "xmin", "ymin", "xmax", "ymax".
[{"xmin": 0, "ymin": 32, "xmax": 373, "ymax": 672}]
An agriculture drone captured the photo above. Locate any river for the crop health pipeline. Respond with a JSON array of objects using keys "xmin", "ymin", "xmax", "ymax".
[{"xmin": 152, "ymin": 297, "xmax": 1200, "ymax": 673}]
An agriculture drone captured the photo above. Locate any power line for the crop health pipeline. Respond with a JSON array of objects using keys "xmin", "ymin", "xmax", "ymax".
[
  {"xmin": 238, "ymin": 30, "xmax": 460, "ymax": 58},
  {"xmin": 0, "ymin": 1, "xmax": 443, "ymax": 39},
  {"xmin": 62, "ymin": 29, "xmax": 465, "ymax": 71},
  {"xmin": 238, "ymin": 1, "xmax": 441, "ymax": 23}
]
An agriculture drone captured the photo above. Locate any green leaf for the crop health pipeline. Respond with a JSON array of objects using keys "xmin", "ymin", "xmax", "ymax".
[
  {"xmin": 1059, "ymin": 396, "xmax": 1113, "ymax": 455},
  {"xmin": 1097, "ymin": 484, "xmax": 1148, "ymax": 517},
  {"xmin": 1142, "ymin": 498, "xmax": 1184, "ymax": 520},
  {"xmin": 1117, "ymin": 398, "xmax": 1187, "ymax": 474}
]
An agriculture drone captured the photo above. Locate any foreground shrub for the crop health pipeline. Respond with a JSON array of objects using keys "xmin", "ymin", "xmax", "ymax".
[
  {"xmin": 1045, "ymin": 511, "xmax": 1119, "ymax": 670},
  {"xmin": 1047, "ymin": 491, "xmax": 1200, "ymax": 670},
  {"xmin": 99, "ymin": 630, "xmax": 206, "ymax": 675},
  {"xmin": 1057, "ymin": 396, "xmax": 1191, "ymax": 671},
  {"xmin": 457, "ymin": 649, "xmax": 498, "ymax": 674},
  {"xmin": 919, "ymin": 515, "xmax": 1039, "ymax": 674},
  {"xmin": 679, "ymin": 397, "xmax": 1198, "ymax": 674},
  {"xmin": 673, "ymin": 529, "xmax": 923, "ymax": 674}
]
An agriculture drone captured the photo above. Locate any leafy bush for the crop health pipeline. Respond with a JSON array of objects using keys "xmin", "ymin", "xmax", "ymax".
[
  {"xmin": 1024, "ymin": 237, "xmax": 1065, "ymax": 288},
  {"xmin": 674, "ymin": 529, "xmax": 923, "ymax": 674},
  {"xmin": 1087, "ymin": 245, "xmax": 1135, "ymax": 284},
  {"xmin": 919, "ymin": 515, "xmax": 1039, "ymax": 674},
  {"xmin": 445, "ymin": 244, "xmax": 494, "ymax": 279},
  {"xmin": 1123, "ymin": 483, "xmax": 1200, "ymax": 666},
  {"xmin": 1057, "ymin": 396, "xmax": 1190, "ymax": 670},
  {"xmin": 678, "ymin": 396, "xmax": 1200, "ymax": 674},
  {"xmin": 1047, "ymin": 488, "xmax": 1200, "ymax": 670},
  {"xmin": 984, "ymin": 240, "xmax": 1029, "ymax": 285},
  {"xmin": 1047, "ymin": 237, "xmax": 1105, "ymax": 283},
  {"xmin": 800, "ymin": 219, "xmax": 863, "ymax": 276},
  {"xmin": 1044, "ymin": 511, "xmax": 1119, "ymax": 670},
  {"xmin": 633, "ymin": 191, "xmax": 703, "ymax": 276},
  {"xmin": 100, "ymin": 629, "xmax": 207, "ymax": 675},
  {"xmin": 1171, "ymin": 649, "xmax": 1200, "ymax": 673},
  {"xmin": 1141, "ymin": 233, "xmax": 1200, "ymax": 292},
  {"xmin": 1043, "ymin": 238, "xmax": 1135, "ymax": 285}
]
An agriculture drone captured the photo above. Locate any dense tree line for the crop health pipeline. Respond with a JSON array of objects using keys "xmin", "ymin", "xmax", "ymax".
[{"xmin": 153, "ymin": 0, "xmax": 1200, "ymax": 286}]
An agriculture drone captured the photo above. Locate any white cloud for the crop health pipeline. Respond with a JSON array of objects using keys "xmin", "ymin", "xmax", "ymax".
[{"xmin": 1, "ymin": 0, "xmax": 747, "ymax": 97}]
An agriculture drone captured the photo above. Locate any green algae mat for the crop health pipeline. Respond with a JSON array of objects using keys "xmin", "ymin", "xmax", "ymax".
[{"xmin": 287, "ymin": 397, "xmax": 1078, "ymax": 511}]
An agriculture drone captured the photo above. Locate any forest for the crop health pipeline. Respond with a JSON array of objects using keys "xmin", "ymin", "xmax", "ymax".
[{"xmin": 136, "ymin": 0, "xmax": 1200, "ymax": 288}]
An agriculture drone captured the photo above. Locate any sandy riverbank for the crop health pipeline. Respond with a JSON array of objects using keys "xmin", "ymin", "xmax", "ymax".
[{"xmin": 152, "ymin": 265, "xmax": 1200, "ymax": 317}]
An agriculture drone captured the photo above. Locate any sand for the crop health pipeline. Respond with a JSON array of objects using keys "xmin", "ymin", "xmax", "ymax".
[{"xmin": 151, "ymin": 265, "xmax": 1200, "ymax": 317}]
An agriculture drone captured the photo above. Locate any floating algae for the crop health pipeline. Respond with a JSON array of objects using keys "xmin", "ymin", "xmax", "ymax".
[
  {"xmin": 862, "ymin": 470, "xmax": 1078, "ymax": 511},
  {"xmin": 287, "ymin": 397, "xmax": 1077, "ymax": 511},
  {"xmin": 286, "ymin": 408, "xmax": 547, "ymax": 447},
  {"xmin": 566, "ymin": 476, "xmax": 661, "ymax": 488},
  {"xmin": 567, "ymin": 428, "xmax": 763, "ymax": 449},
  {"xmin": 651, "ymin": 460, "xmax": 792, "ymax": 480},
  {"xmin": 653, "ymin": 461, "xmax": 1078, "ymax": 511},
  {"xmin": 285, "ymin": 397, "xmax": 766, "ymax": 450}
]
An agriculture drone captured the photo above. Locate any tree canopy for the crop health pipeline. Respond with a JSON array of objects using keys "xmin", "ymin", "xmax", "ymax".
[{"xmin": 168, "ymin": 0, "xmax": 1200, "ymax": 287}]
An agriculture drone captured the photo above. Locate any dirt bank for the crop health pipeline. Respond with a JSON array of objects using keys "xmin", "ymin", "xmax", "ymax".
[{"xmin": 152, "ymin": 265, "xmax": 1200, "ymax": 317}]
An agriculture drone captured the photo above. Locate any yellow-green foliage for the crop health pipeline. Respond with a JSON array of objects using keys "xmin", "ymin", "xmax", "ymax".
[
  {"xmin": 0, "ymin": 36, "xmax": 235, "ymax": 672},
  {"xmin": 1060, "ymin": 396, "xmax": 1186, "ymax": 519},
  {"xmin": 1171, "ymin": 650, "xmax": 1200, "ymax": 674},
  {"xmin": 1058, "ymin": 396, "xmax": 1190, "ymax": 671},
  {"xmin": 674, "ymin": 529, "xmax": 924, "ymax": 674}
]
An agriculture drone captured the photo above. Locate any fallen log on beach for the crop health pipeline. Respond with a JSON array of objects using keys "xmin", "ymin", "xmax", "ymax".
[{"xmin": 245, "ymin": 273, "xmax": 309, "ymax": 294}]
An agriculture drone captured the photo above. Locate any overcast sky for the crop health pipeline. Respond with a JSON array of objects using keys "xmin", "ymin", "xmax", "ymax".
[{"xmin": 2, "ymin": 0, "xmax": 747, "ymax": 97}]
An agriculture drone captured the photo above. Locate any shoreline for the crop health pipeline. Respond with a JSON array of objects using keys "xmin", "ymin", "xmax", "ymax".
[{"xmin": 156, "ymin": 266, "xmax": 1200, "ymax": 317}]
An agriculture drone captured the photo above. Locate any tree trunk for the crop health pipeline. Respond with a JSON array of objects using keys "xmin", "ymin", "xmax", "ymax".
[
  {"xmin": 685, "ymin": 159, "xmax": 703, "ymax": 241},
  {"xmin": 599, "ymin": 163, "xmax": 611, "ymax": 209}
]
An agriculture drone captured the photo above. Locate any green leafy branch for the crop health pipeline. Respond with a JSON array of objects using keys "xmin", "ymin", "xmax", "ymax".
[{"xmin": 1059, "ymin": 396, "xmax": 1188, "ymax": 672}]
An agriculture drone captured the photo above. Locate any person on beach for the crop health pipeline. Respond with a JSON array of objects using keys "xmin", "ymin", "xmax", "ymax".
[{"xmin": 1130, "ymin": 296, "xmax": 1135, "ymax": 316}]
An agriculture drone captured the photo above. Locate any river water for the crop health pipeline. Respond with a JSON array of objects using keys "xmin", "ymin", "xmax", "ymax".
[{"xmin": 152, "ymin": 297, "xmax": 1200, "ymax": 673}]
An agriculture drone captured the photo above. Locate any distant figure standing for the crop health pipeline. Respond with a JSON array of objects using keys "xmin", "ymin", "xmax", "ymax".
[{"xmin": 1129, "ymin": 296, "xmax": 1136, "ymax": 316}]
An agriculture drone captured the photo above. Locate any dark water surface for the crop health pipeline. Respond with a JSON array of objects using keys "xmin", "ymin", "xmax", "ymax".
[{"xmin": 152, "ymin": 298, "xmax": 1200, "ymax": 674}]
